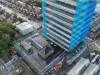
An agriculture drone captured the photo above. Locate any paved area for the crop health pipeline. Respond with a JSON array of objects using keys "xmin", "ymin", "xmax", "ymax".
[
  {"xmin": 88, "ymin": 40, "xmax": 100, "ymax": 50},
  {"xmin": 95, "ymin": 39, "xmax": 100, "ymax": 50},
  {"xmin": 0, "ymin": 59, "xmax": 9, "ymax": 75}
]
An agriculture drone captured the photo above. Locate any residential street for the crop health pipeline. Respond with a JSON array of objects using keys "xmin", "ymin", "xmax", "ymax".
[{"xmin": 0, "ymin": 4, "xmax": 42, "ymax": 29}]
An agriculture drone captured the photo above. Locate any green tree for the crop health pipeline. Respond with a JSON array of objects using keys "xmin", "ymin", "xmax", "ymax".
[
  {"xmin": 33, "ymin": 1, "xmax": 42, "ymax": 7},
  {"xmin": 0, "ymin": 21, "xmax": 15, "ymax": 57},
  {"xmin": 18, "ymin": 17, "xmax": 24, "ymax": 23},
  {"xmin": 9, "ymin": 30, "xmax": 16, "ymax": 39}
]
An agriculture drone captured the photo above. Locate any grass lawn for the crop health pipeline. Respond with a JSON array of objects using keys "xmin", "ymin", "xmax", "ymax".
[{"xmin": 19, "ymin": 70, "xmax": 31, "ymax": 75}]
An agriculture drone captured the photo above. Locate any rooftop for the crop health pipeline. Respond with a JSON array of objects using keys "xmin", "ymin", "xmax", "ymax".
[
  {"xmin": 20, "ymin": 41, "xmax": 32, "ymax": 50},
  {"xmin": 67, "ymin": 58, "xmax": 90, "ymax": 75},
  {"xmin": 32, "ymin": 36, "xmax": 48, "ymax": 49},
  {"xmin": 27, "ymin": 47, "xmax": 63, "ymax": 73},
  {"xmin": 16, "ymin": 22, "xmax": 33, "ymax": 31},
  {"xmin": 31, "ymin": 22, "xmax": 42, "ymax": 29},
  {"xmin": 83, "ymin": 64, "xmax": 99, "ymax": 75},
  {"xmin": 15, "ymin": 34, "xmax": 65, "ymax": 74}
]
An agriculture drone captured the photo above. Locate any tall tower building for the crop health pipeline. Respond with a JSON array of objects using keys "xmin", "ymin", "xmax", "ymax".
[{"xmin": 42, "ymin": 0, "xmax": 96, "ymax": 51}]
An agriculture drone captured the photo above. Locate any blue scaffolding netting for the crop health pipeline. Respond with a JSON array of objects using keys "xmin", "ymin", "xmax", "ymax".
[
  {"xmin": 69, "ymin": 0, "xmax": 96, "ymax": 50},
  {"xmin": 42, "ymin": 0, "xmax": 47, "ymax": 38},
  {"xmin": 42, "ymin": 0, "xmax": 97, "ymax": 51}
]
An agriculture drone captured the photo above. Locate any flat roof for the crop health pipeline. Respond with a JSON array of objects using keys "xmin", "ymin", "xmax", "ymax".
[
  {"xmin": 0, "ymin": 59, "xmax": 9, "ymax": 75},
  {"xmin": 38, "ymin": 45, "xmax": 54, "ymax": 59},
  {"xmin": 16, "ymin": 22, "xmax": 33, "ymax": 30},
  {"xmin": 20, "ymin": 41, "xmax": 31, "ymax": 50},
  {"xmin": 32, "ymin": 36, "xmax": 48, "ymax": 49},
  {"xmin": 15, "ymin": 34, "xmax": 65, "ymax": 74},
  {"xmin": 67, "ymin": 58, "xmax": 90, "ymax": 75},
  {"xmin": 83, "ymin": 64, "xmax": 99, "ymax": 75},
  {"xmin": 26, "ymin": 45, "xmax": 64, "ymax": 73},
  {"xmin": 31, "ymin": 22, "xmax": 41, "ymax": 29}
]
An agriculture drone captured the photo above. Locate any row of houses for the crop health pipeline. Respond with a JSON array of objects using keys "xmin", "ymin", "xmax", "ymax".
[
  {"xmin": 0, "ymin": 5, "xmax": 35, "ymax": 36},
  {"xmin": 0, "ymin": 7, "xmax": 20, "ymax": 24},
  {"xmin": 0, "ymin": 0, "xmax": 42, "ymax": 18}
]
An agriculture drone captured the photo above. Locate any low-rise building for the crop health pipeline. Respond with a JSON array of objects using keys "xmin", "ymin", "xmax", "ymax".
[
  {"xmin": 32, "ymin": 36, "xmax": 48, "ymax": 49},
  {"xmin": 14, "ymin": 34, "xmax": 65, "ymax": 75},
  {"xmin": 67, "ymin": 58, "xmax": 90, "ymax": 75},
  {"xmin": 31, "ymin": 36, "xmax": 54, "ymax": 59},
  {"xmin": 20, "ymin": 41, "xmax": 32, "ymax": 51},
  {"xmin": 32, "ymin": 22, "xmax": 42, "ymax": 29},
  {"xmin": 16, "ymin": 22, "xmax": 34, "ymax": 35},
  {"xmin": 82, "ymin": 64, "xmax": 99, "ymax": 75}
]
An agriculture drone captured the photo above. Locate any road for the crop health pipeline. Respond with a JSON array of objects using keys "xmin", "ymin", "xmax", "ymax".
[
  {"xmin": 88, "ymin": 39, "xmax": 100, "ymax": 51},
  {"xmin": 95, "ymin": 39, "xmax": 100, "ymax": 50},
  {"xmin": 56, "ymin": 38, "xmax": 100, "ymax": 75}
]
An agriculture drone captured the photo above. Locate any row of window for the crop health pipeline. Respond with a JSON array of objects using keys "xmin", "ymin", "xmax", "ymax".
[
  {"xmin": 46, "ymin": 4, "xmax": 75, "ymax": 17},
  {"xmin": 46, "ymin": 10, "xmax": 73, "ymax": 24},
  {"xmin": 56, "ymin": 1, "xmax": 76, "ymax": 10},
  {"xmin": 47, "ymin": 20, "xmax": 71, "ymax": 35},
  {"xmin": 47, "ymin": 34, "xmax": 68, "ymax": 49},
  {"xmin": 48, "ymin": 30, "xmax": 70, "ymax": 46},
  {"xmin": 47, "ymin": 27, "xmax": 71, "ymax": 43},
  {"xmin": 46, "ymin": 15, "xmax": 72, "ymax": 30}
]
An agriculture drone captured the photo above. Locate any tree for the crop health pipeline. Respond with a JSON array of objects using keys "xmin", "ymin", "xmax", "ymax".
[
  {"xmin": 9, "ymin": 30, "xmax": 16, "ymax": 39},
  {"xmin": 18, "ymin": 17, "xmax": 24, "ymax": 23},
  {"xmin": 33, "ymin": 1, "xmax": 42, "ymax": 7},
  {"xmin": 0, "ymin": 21, "xmax": 15, "ymax": 57},
  {"xmin": 0, "ymin": 31, "xmax": 2, "ymax": 39}
]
